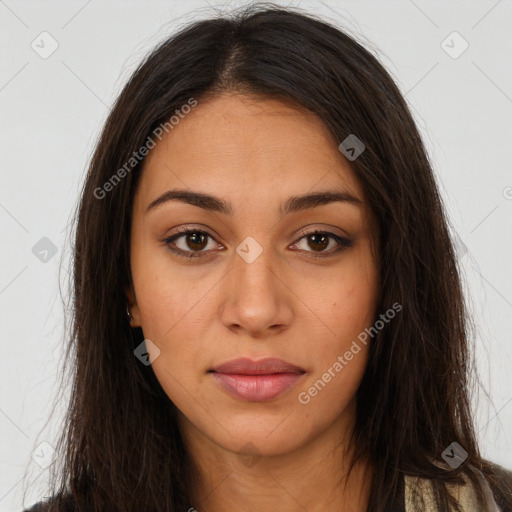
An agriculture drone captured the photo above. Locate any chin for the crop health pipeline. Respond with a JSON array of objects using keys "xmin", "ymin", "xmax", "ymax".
[{"xmin": 210, "ymin": 413, "xmax": 317, "ymax": 458}]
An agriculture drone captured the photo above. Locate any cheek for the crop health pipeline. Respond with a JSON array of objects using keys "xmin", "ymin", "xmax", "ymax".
[
  {"xmin": 300, "ymin": 265, "xmax": 378, "ymax": 357},
  {"xmin": 296, "ymin": 256, "xmax": 377, "ymax": 401},
  {"xmin": 131, "ymin": 239, "xmax": 217, "ymax": 342},
  {"xmin": 297, "ymin": 335, "xmax": 370, "ymax": 421},
  {"xmin": 289, "ymin": 332, "xmax": 371, "ymax": 422},
  {"xmin": 134, "ymin": 278, "xmax": 211, "ymax": 376},
  {"xmin": 130, "ymin": 222, "xmax": 241, "ymax": 399}
]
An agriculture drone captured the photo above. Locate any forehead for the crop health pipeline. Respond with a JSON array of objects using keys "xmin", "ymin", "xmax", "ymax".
[{"xmin": 136, "ymin": 93, "xmax": 366, "ymax": 208}]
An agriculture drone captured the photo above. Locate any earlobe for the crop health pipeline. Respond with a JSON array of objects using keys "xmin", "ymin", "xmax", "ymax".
[{"xmin": 125, "ymin": 284, "xmax": 141, "ymax": 327}]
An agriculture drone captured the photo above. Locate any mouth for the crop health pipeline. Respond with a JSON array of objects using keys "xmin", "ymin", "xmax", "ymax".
[{"xmin": 208, "ymin": 357, "xmax": 306, "ymax": 402}]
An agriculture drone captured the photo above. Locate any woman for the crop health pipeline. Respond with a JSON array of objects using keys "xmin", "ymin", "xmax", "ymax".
[{"xmin": 22, "ymin": 3, "xmax": 512, "ymax": 511}]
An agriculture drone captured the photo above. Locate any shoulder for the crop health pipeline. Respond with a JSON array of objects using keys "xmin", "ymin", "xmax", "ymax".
[
  {"xmin": 485, "ymin": 462, "xmax": 512, "ymax": 512},
  {"xmin": 22, "ymin": 464, "xmax": 511, "ymax": 512},
  {"xmin": 404, "ymin": 461, "xmax": 512, "ymax": 512}
]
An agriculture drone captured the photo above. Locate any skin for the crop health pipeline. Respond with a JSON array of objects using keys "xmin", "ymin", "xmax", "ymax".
[{"xmin": 127, "ymin": 93, "xmax": 380, "ymax": 512}]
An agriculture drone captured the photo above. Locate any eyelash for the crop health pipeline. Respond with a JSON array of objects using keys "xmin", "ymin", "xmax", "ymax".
[{"xmin": 161, "ymin": 227, "xmax": 353, "ymax": 261}]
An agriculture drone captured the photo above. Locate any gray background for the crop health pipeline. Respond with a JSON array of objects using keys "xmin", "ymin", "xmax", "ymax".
[{"xmin": 1, "ymin": 0, "xmax": 511, "ymax": 510}]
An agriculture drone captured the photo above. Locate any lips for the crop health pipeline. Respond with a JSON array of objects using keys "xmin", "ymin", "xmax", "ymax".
[
  {"xmin": 210, "ymin": 357, "xmax": 305, "ymax": 375},
  {"xmin": 209, "ymin": 357, "xmax": 306, "ymax": 402}
]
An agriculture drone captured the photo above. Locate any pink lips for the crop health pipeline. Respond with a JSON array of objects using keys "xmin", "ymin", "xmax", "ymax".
[{"xmin": 209, "ymin": 357, "xmax": 306, "ymax": 402}]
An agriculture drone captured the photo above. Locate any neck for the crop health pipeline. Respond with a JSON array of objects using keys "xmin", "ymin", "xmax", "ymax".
[{"xmin": 179, "ymin": 410, "xmax": 373, "ymax": 512}]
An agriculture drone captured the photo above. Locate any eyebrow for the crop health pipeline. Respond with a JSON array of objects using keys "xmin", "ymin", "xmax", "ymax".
[{"xmin": 145, "ymin": 188, "xmax": 363, "ymax": 215}]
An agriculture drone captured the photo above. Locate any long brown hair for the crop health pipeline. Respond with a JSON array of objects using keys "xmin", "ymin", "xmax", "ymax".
[{"xmin": 24, "ymin": 3, "xmax": 505, "ymax": 511}]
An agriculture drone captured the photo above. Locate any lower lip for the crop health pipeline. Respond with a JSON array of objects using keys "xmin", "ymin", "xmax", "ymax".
[{"xmin": 210, "ymin": 372, "xmax": 305, "ymax": 402}]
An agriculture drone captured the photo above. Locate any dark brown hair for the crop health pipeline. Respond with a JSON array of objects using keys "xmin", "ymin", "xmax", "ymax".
[{"xmin": 23, "ymin": 3, "xmax": 508, "ymax": 511}]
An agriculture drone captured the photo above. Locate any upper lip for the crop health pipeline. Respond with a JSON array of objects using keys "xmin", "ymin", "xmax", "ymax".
[{"xmin": 210, "ymin": 357, "xmax": 306, "ymax": 375}]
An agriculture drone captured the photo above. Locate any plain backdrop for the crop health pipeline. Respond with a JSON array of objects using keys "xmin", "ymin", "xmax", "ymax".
[{"xmin": 1, "ymin": 0, "xmax": 511, "ymax": 510}]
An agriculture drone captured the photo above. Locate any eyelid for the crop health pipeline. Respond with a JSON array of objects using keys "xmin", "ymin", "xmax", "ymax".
[
  {"xmin": 295, "ymin": 224, "xmax": 350, "ymax": 241},
  {"xmin": 291, "ymin": 228, "xmax": 353, "ymax": 258},
  {"xmin": 161, "ymin": 225, "xmax": 353, "ymax": 259},
  {"xmin": 162, "ymin": 226, "xmax": 222, "ymax": 259}
]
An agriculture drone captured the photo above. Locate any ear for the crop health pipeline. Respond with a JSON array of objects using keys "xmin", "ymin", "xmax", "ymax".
[{"xmin": 125, "ymin": 284, "xmax": 141, "ymax": 327}]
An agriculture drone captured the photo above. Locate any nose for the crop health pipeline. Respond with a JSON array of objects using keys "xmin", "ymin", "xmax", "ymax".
[{"xmin": 219, "ymin": 240, "xmax": 294, "ymax": 338}]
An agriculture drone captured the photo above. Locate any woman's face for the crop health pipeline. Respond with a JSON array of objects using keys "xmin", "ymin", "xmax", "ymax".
[{"xmin": 128, "ymin": 93, "xmax": 379, "ymax": 458}]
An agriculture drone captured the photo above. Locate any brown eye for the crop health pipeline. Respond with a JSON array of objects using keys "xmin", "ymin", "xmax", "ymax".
[
  {"xmin": 163, "ymin": 228, "xmax": 220, "ymax": 259},
  {"xmin": 306, "ymin": 233, "xmax": 329, "ymax": 252},
  {"xmin": 183, "ymin": 232, "xmax": 208, "ymax": 251},
  {"xmin": 291, "ymin": 230, "xmax": 353, "ymax": 258}
]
